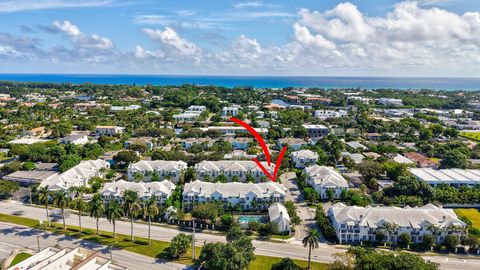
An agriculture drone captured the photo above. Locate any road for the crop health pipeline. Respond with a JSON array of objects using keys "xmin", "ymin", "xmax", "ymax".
[
  {"xmin": 280, "ymin": 171, "xmax": 321, "ymax": 241},
  {"xmin": 1, "ymin": 200, "xmax": 480, "ymax": 270},
  {"xmin": 0, "ymin": 222, "xmax": 188, "ymax": 270}
]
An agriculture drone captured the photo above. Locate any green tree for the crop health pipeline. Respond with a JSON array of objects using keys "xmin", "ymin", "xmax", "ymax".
[
  {"xmin": 53, "ymin": 190, "xmax": 70, "ymax": 229},
  {"xmin": 113, "ymin": 150, "xmax": 140, "ymax": 168},
  {"xmin": 440, "ymin": 150, "xmax": 467, "ymax": 169},
  {"xmin": 106, "ymin": 201, "xmax": 124, "ymax": 238},
  {"xmin": 58, "ymin": 154, "xmax": 81, "ymax": 172},
  {"xmin": 398, "ymin": 232, "xmax": 412, "ymax": 248},
  {"xmin": 0, "ymin": 180, "xmax": 20, "ymax": 199},
  {"xmin": 37, "ymin": 186, "xmax": 51, "ymax": 226},
  {"xmin": 166, "ymin": 233, "xmax": 192, "ymax": 258},
  {"xmin": 70, "ymin": 192, "xmax": 87, "ymax": 232},
  {"xmin": 443, "ymin": 235, "xmax": 459, "ymax": 250},
  {"xmin": 302, "ymin": 229, "xmax": 320, "ymax": 270},
  {"xmin": 123, "ymin": 190, "xmax": 142, "ymax": 242},
  {"xmin": 270, "ymin": 258, "xmax": 303, "ymax": 270},
  {"xmin": 143, "ymin": 197, "xmax": 160, "ymax": 244},
  {"xmin": 89, "ymin": 193, "xmax": 105, "ymax": 235}
]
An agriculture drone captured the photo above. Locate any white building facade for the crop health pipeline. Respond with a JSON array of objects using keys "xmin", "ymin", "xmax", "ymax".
[
  {"xmin": 194, "ymin": 160, "xmax": 273, "ymax": 182},
  {"xmin": 328, "ymin": 203, "xmax": 466, "ymax": 244},
  {"xmin": 127, "ymin": 160, "xmax": 188, "ymax": 182},
  {"xmin": 290, "ymin": 150, "xmax": 319, "ymax": 168},
  {"xmin": 101, "ymin": 179, "xmax": 175, "ymax": 205},
  {"xmin": 304, "ymin": 165, "xmax": 348, "ymax": 199}
]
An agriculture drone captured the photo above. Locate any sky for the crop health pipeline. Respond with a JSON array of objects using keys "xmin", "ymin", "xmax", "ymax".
[{"xmin": 0, "ymin": 0, "xmax": 480, "ymax": 77}]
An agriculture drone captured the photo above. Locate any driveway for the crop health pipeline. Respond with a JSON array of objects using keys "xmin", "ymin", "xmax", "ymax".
[{"xmin": 280, "ymin": 171, "xmax": 326, "ymax": 243}]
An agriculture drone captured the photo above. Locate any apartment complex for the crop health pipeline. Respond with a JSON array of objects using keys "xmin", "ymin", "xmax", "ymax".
[
  {"xmin": 182, "ymin": 180, "xmax": 286, "ymax": 210},
  {"xmin": 328, "ymin": 203, "xmax": 466, "ymax": 244},
  {"xmin": 101, "ymin": 179, "xmax": 175, "ymax": 204},
  {"xmin": 127, "ymin": 160, "xmax": 188, "ymax": 182},
  {"xmin": 304, "ymin": 165, "xmax": 349, "ymax": 199},
  {"xmin": 194, "ymin": 160, "xmax": 273, "ymax": 182},
  {"xmin": 409, "ymin": 168, "xmax": 480, "ymax": 188}
]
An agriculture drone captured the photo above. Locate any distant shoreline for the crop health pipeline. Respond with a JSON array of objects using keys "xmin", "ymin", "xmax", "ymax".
[{"xmin": 0, "ymin": 74, "xmax": 479, "ymax": 91}]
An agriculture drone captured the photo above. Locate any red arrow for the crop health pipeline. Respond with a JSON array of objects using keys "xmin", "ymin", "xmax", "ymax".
[{"xmin": 230, "ymin": 117, "xmax": 286, "ymax": 182}]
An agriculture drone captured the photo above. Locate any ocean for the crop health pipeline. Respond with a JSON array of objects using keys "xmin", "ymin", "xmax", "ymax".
[{"xmin": 0, "ymin": 74, "xmax": 479, "ymax": 91}]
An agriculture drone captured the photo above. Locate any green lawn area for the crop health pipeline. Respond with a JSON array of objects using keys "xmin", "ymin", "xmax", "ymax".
[
  {"xmin": 9, "ymin": 252, "xmax": 32, "ymax": 267},
  {"xmin": 460, "ymin": 132, "xmax": 480, "ymax": 142},
  {"xmin": 454, "ymin": 208, "xmax": 480, "ymax": 229},
  {"xmin": 0, "ymin": 213, "xmax": 330, "ymax": 270}
]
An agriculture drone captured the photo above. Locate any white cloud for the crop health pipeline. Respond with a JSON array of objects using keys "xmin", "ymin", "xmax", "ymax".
[
  {"xmin": 233, "ymin": 1, "xmax": 272, "ymax": 9},
  {"xmin": 52, "ymin": 20, "xmax": 114, "ymax": 49},
  {"xmin": 0, "ymin": 0, "xmax": 113, "ymax": 13},
  {"xmin": 142, "ymin": 27, "xmax": 200, "ymax": 56}
]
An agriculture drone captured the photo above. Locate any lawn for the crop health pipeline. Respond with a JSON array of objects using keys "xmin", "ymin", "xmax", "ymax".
[
  {"xmin": 0, "ymin": 213, "xmax": 329, "ymax": 269},
  {"xmin": 454, "ymin": 208, "xmax": 480, "ymax": 229},
  {"xmin": 9, "ymin": 252, "xmax": 32, "ymax": 267},
  {"xmin": 460, "ymin": 132, "xmax": 480, "ymax": 142}
]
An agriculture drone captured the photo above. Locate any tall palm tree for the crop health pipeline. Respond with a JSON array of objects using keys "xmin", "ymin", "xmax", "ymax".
[
  {"xmin": 122, "ymin": 190, "xmax": 142, "ymax": 242},
  {"xmin": 379, "ymin": 222, "xmax": 399, "ymax": 244},
  {"xmin": 53, "ymin": 191, "xmax": 70, "ymax": 229},
  {"xmin": 143, "ymin": 197, "xmax": 160, "ymax": 244},
  {"xmin": 426, "ymin": 223, "xmax": 440, "ymax": 243},
  {"xmin": 89, "ymin": 193, "xmax": 105, "ymax": 235},
  {"xmin": 70, "ymin": 192, "xmax": 87, "ymax": 233},
  {"xmin": 302, "ymin": 229, "xmax": 320, "ymax": 270},
  {"xmin": 106, "ymin": 201, "xmax": 124, "ymax": 238},
  {"xmin": 37, "ymin": 186, "xmax": 51, "ymax": 226}
]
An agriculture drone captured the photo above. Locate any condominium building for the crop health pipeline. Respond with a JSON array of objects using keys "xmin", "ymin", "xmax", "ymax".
[
  {"xmin": 222, "ymin": 105, "xmax": 240, "ymax": 116},
  {"xmin": 101, "ymin": 179, "xmax": 175, "ymax": 205},
  {"xmin": 182, "ymin": 180, "xmax": 286, "ymax": 210},
  {"xmin": 127, "ymin": 160, "xmax": 188, "ymax": 182},
  {"xmin": 200, "ymin": 126, "xmax": 268, "ymax": 135},
  {"xmin": 328, "ymin": 203, "xmax": 466, "ymax": 244},
  {"xmin": 40, "ymin": 159, "xmax": 109, "ymax": 191},
  {"xmin": 378, "ymin": 98, "xmax": 403, "ymax": 106},
  {"xmin": 314, "ymin": 110, "xmax": 347, "ymax": 120},
  {"xmin": 194, "ymin": 160, "xmax": 273, "ymax": 182},
  {"xmin": 302, "ymin": 124, "xmax": 329, "ymax": 139},
  {"xmin": 304, "ymin": 165, "xmax": 348, "ymax": 199}
]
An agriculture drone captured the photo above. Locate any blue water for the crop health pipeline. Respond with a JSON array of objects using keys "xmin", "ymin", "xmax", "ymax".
[{"xmin": 0, "ymin": 74, "xmax": 479, "ymax": 90}]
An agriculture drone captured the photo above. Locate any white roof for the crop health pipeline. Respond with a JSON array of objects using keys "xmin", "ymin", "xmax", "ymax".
[
  {"xmin": 8, "ymin": 138, "xmax": 49, "ymax": 145},
  {"xmin": 290, "ymin": 150, "xmax": 319, "ymax": 160},
  {"xmin": 409, "ymin": 168, "xmax": 480, "ymax": 184},
  {"xmin": 329, "ymin": 202, "xmax": 465, "ymax": 229},
  {"xmin": 183, "ymin": 180, "xmax": 286, "ymax": 199},
  {"xmin": 129, "ymin": 160, "xmax": 187, "ymax": 172},
  {"xmin": 102, "ymin": 180, "xmax": 175, "ymax": 198},
  {"xmin": 304, "ymin": 165, "xmax": 348, "ymax": 188},
  {"xmin": 393, "ymin": 154, "xmax": 414, "ymax": 164},
  {"xmin": 302, "ymin": 124, "xmax": 328, "ymax": 129},
  {"xmin": 346, "ymin": 141, "xmax": 367, "ymax": 150},
  {"xmin": 195, "ymin": 160, "xmax": 273, "ymax": 174},
  {"xmin": 268, "ymin": 202, "xmax": 290, "ymax": 223},
  {"xmin": 40, "ymin": 159, "xmax": 109, "ymax": 191}
]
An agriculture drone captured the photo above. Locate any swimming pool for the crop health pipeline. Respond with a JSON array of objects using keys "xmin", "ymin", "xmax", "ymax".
[{"xmin": 238, "ymin": 215, "xmax": 265, "ymax": 224}]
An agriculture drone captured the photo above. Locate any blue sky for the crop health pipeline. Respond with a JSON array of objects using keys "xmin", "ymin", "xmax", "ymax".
[{"xmin": 0, "ymin": 0, "xmax": 480, "ymax": 76}]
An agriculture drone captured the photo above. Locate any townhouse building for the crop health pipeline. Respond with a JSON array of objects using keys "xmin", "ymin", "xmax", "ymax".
[
  {"xmin": 101, "ymin": 179, "xmax": 175, "ymax": 205},
  {"xmin": 40, "ymin": 159, "xmax": 110, "ymax": 191},
  {"xmin": 127, "ymin": 160, "xmax": 188, "ymax": 182},
  {"xmin": 409, "ymin": 168, "xmax": 480, "ymax": 188},
  {"xmin": 95, "ymin": 126, "xmax": 125, "ymax": 136},
  {"xmin": 328, "ymin": 203, "xmax": 466, "ymax": 244},
  {"xmin": 304, "ymin": 165, "xmax": 349, "ymax": 199},
  {"xmin": 302, "ymin": 124, "xmax": 329, "ymax": 139},
  {"xmin": 314, "ymin": 110, "xmax": 348, "ymax": 120},
  {"xmin": 194, "ymin": 160, "xmax": 273, "ymax": 182},
  {"xmin": 290, "ymin": 149, "xmax": 319, "ymax": 168},
  {"xmin": 182, "ymin": 180, "xmax": 286, "ymax": 210}
]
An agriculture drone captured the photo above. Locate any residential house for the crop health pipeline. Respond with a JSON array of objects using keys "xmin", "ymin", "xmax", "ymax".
[
  {"xmin": 277, "ymin": 138, "xmax": 309, "ymax": 150},
  {"xmin": 226, "ymin": 137, "xmax": 252, "ymax": 150},
  {"xmin": 304, "ymin": 165, "xmax": 349, "ymax": 199},
  {"xmin": 378, "ymin": 98, "xmax": 403, "ymax": 106},
  {"xmin": 195, "ymin": 160, "xmax": 273, "ymax": 182},
  {"xmin": 95, "ymin": 126, "xmax": 125, "ymax": 136},
  {"xmin": 328, "ymin": 203, "xmax": 466, "ymax": 244},
  {"xmin": 290, "ymin": 150, "xmax": 319, "ymax": 168},
  {"xmin": 182, "ymin": 180, "xmax": 286, "ymax": 210},
  {"xmin": 268, "ymin": 202, "xmax": 291, "ymax": 233},
  {"xmin": 222, "ymin": 105, "xmax": 240, "ymax": 116},
  {"xmin": 127, "ymin": 160, "xmax": 188, "ymax": 182},
  {"xmin": 314, "ymin": 110, "xmax": 348, "ymax": 120},
  {"xmin": 60, "ymin": 134, "xmax": 88, "ymax": 145},
  {"xmin": 346, "ymin": 141, "xmax": 368, "ymax": 151},
  {"xmin": 404, "ymin": 152, "xmax": 437, "ymax": 168}
]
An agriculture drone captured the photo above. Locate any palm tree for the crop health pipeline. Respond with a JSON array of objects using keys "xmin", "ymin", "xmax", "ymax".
[
  {"xmin": 426, "ymin": 223, "xmax": 440, "ymax": 243},
  {"xmin": 70, "ymin": 194, "xmax": 87, "ymax": 233},
  {"xmin": 53, "ymin": 191, "xmax": 70, "ymax": 229},
  {"xmin": 122, "ymin": 190, "xmax": 142, "ymax": 242},
  {"xmin": 302, "ymin": 229, "xmax": 320, "ymax": 270},
  {"xmin": 143, "ymin": 197, "xmax": 160, "ymax": 244},
  {"xmin": 89, "ymin": 193, "xmax": 105, "ymax": 235},
  {"xmin": 106, "ymin": 201, "xmax": 124, "ymax": 238},
  {"xmin": 379, "ymin": 222, "xmax": 399, "ymax": 245},
  {"xmin": 37, "ymin": 186, "xmax": 51, "ymax": 226}
]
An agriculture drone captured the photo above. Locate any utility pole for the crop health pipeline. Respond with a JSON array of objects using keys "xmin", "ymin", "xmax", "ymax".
[{"xmin": 191, "ymin": 218, "xmax": 196, "ymax": 259}]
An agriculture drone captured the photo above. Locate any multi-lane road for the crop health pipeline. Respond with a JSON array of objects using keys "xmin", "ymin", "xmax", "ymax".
[{"xmin": 1, "ymin": 200, "xmax": 480, "ymax": 269}]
